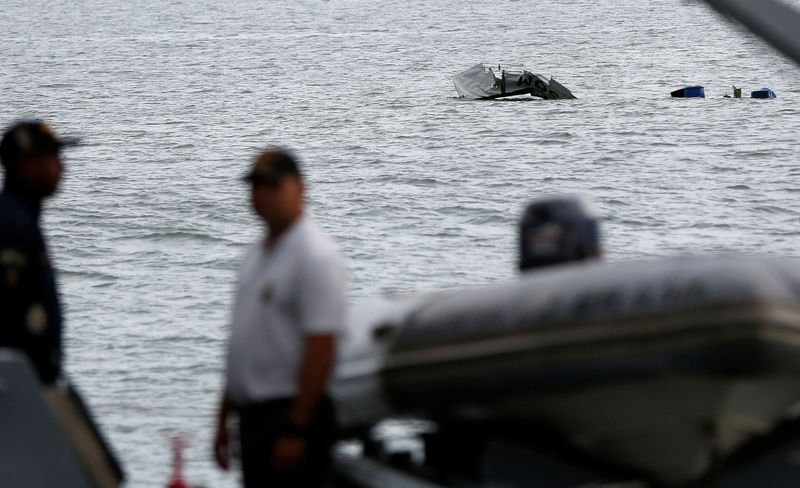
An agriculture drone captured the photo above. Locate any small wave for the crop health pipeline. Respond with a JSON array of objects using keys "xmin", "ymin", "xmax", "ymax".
[
  {"xmin": 545, "ymin": 131, "xmax": 574, "ymax": 139},
  {"xmin": 536, "ymin": 139, "xmax": 570, "ymax": 146},
  {"xmin": 403, "ymin": 177, "xmax": 440, "ymax": 186},
  {"xmin": 541, "ymin": 176, "xmax": 581, "ymax": 182},
  {"xmin": 467, "ymin": 214, "xmax": 510, "ymax": 225},
  {"xmin": 112, "ymin": 231, "xmax": 231, "ymax": 243},
  {"xmin": 737, "ymin": 151, "xmax": 779, "ymax": 159},
  {"xmin": 690, "ymin": 222, "xmax": 733, "ymax": 229},
  {"xmin": 38, "ymin": 83, "xmax": 75, "ymax": 88},
  {"xmin": 753, "ymin": 205, "xmax": 799, "ymax": 215},
  {"xmin": 91, "ymin": 282, "xmax": 117, "ymax": 289},
  {"xmin": 59, "ymin": 269, "xmax": 119, "ymax": 281}
]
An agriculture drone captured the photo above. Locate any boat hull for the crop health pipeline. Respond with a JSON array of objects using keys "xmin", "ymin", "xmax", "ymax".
[
  {"xmin": 332, "ymin": 255, "xmax": 800, "ymax": 484},
  {"xmin": 452, "ymin": 63, "xmax": 576, "ymax": 99}
]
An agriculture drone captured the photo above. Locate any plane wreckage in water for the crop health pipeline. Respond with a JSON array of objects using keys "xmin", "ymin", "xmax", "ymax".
[{"xmin": 453, "ymin": 63, "xmax": 576, "ymax": 100}]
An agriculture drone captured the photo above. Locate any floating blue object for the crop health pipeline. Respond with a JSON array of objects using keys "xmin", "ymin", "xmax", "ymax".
[
  {"xmin": 671, "ymin": 86, "xmax": 705, "ymax": 98},
  {"xmin": 751, "ymin": 88, "xmax": 777, "ymax": 99}
]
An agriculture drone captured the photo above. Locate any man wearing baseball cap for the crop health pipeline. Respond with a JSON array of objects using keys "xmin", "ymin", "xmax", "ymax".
[
  {"xmin": 0, "ymin": 120, "xmax": 78, "ymax": 384},
  {"xmin": 214, "ymin": 148, "xmax": 346, "ymax": 487}
]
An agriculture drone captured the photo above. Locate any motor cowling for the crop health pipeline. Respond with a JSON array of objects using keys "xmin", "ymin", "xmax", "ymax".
[{"xmin": 518, "ymin": 196, "xmax": 601, "ymax": 271}]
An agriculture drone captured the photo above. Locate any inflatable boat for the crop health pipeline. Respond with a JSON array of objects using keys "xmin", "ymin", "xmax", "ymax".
[
  {"xmin": 332, "ymin": 254, "xmax": 800, "ymax": 485},
  {"xmin": 452, "ymin": 63, "xmax": 577, "ymax": 100}
]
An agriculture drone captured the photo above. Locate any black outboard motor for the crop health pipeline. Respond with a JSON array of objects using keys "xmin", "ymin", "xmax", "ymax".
[{"xmin": 519, "ymin": 196, "xmax": 601, "ymax": 271}]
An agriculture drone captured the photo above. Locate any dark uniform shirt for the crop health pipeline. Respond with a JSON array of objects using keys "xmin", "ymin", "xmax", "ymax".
[{"xmin": 0, "ymin": 184, "xmax": 62, "ymax": 384}]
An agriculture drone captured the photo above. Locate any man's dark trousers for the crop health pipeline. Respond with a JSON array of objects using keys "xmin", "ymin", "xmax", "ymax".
[{"xmin": 239, "ymin": 397, "xmax": 335, "ymax": 488}]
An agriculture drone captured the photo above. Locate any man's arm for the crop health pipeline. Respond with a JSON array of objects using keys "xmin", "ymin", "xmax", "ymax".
[
  {"xmin": 271, "ymin": 333, "xmax": 336, "ymax": 471},
  {"xmin": 287, "ymin": 333, "xmax": 336, "ymax": 428},
  {"xmin": 271, "ymin": 246, "xmax": 345, "ymax": 470},
  {"xmin": 213, "ymin": 393, "xmax": 234, "ymax": 470},
  {"xmin": 288, "ymin": 248, "xmax": 345, "ymax": 427}
]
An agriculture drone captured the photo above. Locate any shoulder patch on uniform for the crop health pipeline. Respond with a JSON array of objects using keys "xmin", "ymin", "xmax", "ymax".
[
  {"xmin": 0, "ymin": 248, "xmax": 28, "ymax": 268},
  {"xmin": 26, "ymin": 303, "xmax": 48, "ymax": 335}
]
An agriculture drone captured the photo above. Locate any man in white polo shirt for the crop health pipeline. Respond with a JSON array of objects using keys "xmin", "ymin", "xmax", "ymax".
[{"xmin": 213, "ymin": 149, "xmax": 346, "ymax": 487}]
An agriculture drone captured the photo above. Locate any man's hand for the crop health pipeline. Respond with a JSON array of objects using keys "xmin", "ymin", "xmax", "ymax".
[
  {"xmin": 214, "ymin": 420, "xmax": 230, "ymax": 470},
  {"xmin": 214, "ymin": 395, "xmax": 233, "ymax": 471},
  {"xmin": 271, "ymin": 433, "xmax": 306, "ymax": 471}
]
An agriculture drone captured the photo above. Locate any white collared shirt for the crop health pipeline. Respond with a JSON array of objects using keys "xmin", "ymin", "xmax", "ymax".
[{"xmin": 225, "ymin": 216, "xmax": 346, "ymax": 405}]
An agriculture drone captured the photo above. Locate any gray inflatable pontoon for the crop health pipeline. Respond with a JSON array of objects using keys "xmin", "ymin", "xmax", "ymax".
[{"xmin": 332, "ymin": 254, "xmax": 800, "ymax": 485}]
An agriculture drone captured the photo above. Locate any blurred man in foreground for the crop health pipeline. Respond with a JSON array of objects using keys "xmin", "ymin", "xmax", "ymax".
[
  {"xmin": 214, "ymin": 149, "xmax": 346, "ymax": 487},
  {"xmin": 0, "ymin": 120, "xmax": 76, "ymax": 384},
  {"xmin": 0, "ymin": 120, "xmax": 123, "ymax": 486}
]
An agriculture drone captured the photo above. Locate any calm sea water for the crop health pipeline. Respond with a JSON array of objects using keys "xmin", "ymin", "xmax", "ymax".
[{"xmin": 3, "ymin": 0, "xmax": 800, "ymax": 485}]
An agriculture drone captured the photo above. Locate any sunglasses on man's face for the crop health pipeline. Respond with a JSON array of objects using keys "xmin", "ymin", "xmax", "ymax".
[{"xmin": 251, "ymin": 176, "xmax": 285, "ymax": 189}]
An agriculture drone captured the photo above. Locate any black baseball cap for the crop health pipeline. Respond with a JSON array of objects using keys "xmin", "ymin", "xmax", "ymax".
[
  {"xmin": 0, "ymin": 121, "xmax": 80, "ymax": 167},
  {"xmin": 242, "ymin": 149, "xmax": 303, "ymax": 184}
]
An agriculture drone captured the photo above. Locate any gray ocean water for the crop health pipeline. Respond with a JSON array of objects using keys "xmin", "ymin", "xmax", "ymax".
[{"xmin": 3, "ymin": 0, "xmax": 800, "ymax": 485}]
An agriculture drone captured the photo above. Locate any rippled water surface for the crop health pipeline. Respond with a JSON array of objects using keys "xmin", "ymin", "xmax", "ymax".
[{"xmin": 3, "ymin": 0, "xmax": 800, "ymax": 485}]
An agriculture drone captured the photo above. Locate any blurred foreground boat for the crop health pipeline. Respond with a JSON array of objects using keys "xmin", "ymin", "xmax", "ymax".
[
  {"xmin": 333, "ymin": 255, "xmax": 800, "ymax": 486},
  {"xmin": 453, "ymin": 63, "xmax": 576, "ymax": 99},
  {"xmin": 0, "ymin": 350, "xmax": 124, "ymax": 487},
  {"xmin": 704, "ymin": 0, "xmax": 800, "ymax": 67}
]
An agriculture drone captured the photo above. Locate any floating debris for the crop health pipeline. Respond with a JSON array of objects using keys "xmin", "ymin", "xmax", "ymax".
[
  {"xmin": 671, "ymin": 85, "xmax": 705, "ymax": 98},
  {"xmin": 724, "ymin": 85, "xmax": 743, "ymax": 98},
  {"xmin": 453, "ymin": 63, "xmax": 576, "ymax": 100},
  {"xmin": 751, "ymin": 87, "xmax": 777, "ymax": 98}
]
